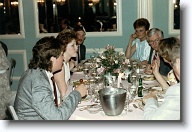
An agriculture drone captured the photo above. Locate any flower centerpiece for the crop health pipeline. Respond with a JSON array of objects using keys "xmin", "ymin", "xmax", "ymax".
[{"xmin": 94, "ymin": 44, "xmax": 130, "ymax": 77}]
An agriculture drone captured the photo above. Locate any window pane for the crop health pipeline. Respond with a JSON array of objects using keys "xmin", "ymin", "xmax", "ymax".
[
  {"xmin": 38, "ymin": 0, "xmax": 118, "ymax": 33},
  {"xmin": 0, "ymin": 0, "xmax": 20, "ymax": 35}
]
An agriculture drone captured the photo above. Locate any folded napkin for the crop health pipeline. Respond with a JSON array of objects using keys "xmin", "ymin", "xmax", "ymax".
[{"xmin": 156, "ymin": 94, "xmax": 164, "ymax": 102}]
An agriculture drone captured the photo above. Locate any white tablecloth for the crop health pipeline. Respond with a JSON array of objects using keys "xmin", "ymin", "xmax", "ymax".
[{"xmin": 67, "ymin": 72, "xmax": 160, "ymax": 120}]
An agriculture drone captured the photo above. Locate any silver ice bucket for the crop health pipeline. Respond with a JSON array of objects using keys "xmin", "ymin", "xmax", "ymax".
[{"xmin": 98, "ymin": 87, "xmax": 126, "ymax": 116}]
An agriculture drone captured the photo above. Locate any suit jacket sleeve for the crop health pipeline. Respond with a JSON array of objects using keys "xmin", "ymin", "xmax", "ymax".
[
  {"xmin": 15, "ymin": 69, "xmax": 81, "ymax": 120},
  {"xmin": 143, "ymin": 83, "xmax": 180, "ymax": 120},
  {"xmin": 80, "ymin": 44, "xmax": 86, "ymax": 61}
]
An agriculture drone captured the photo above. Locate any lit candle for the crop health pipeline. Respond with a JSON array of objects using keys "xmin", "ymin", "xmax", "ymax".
[{"xmin": 117, "ymin": 72, "xmax": 123, "ymax": 88}]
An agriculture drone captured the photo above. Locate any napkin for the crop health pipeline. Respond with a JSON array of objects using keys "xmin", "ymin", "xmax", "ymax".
[{"xmin": 156, "ymin": 94, "xmax": 164, "ymax": 102}]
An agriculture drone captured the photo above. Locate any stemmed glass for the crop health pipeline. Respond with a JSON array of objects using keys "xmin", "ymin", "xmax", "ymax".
[
  {"xmin": 83, "ymin": 64, "xmax": 90, "ymax": 79},
  {"xmin": 124, "ymin": 68, "xmax": 132, "ymax": 80},
  {"xmin": 93, "ymin": 76, "xmax": 100, "ymax": 103},
  {"xmin": 125, "ymin": 87, "xmax": 136, "ymax": 113}
]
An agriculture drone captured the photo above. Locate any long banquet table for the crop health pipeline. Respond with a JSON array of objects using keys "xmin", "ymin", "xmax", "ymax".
[{"xmin": 67, "ymin": 71, "xmax": 160, "ymax": 120}]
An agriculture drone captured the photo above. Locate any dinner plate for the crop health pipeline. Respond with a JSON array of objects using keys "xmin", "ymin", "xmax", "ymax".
[
  {"xmin": 86, "ymin": 104, "xmax": 101, "ymax": 114},
  {"xmin": 141, "ymin": 74, "xmax": 154, "ymax": 78},
  {"xmin": 139, "ymin": 68, "xmax": 145, "ymax": 72},
  {"xmin": 143, "ymin": 80, "xmax": 156, "ymax": 84},
  {"xmin": 71, "ymin": 67, "xmax": 83, "ymax": 73},
  {"xmin": 73, "ymin": 71, "xmax": 84, "ymax": 74},
  {"xmin": 73, "ymin": 79, "xmax": 90, "ymax": 87},
  {"xmin": 84, "ymin": 62, "xmax": 92, "ymax": 66},
  {"xmin": 142, "ymin": 74, "xmax": 155, "ymax": 82},
  {"xmin": 151, "ymin": 86, "xmax": 163, "ymax": 91}
]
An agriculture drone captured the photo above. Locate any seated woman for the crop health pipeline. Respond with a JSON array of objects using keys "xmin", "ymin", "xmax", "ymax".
[
  {"xmin": 14, "ymin": 37, "xmax": 87, "ymax": 120},
  {"xmin": 125, "ymin": 18, "xmax": 151, "ymax": 64},
  {"xmin": 151, "ymin": 37, "xmax": 179, "ymax": 90},
  {"xmin": 55, "ymin": 29, "xmax": 78, "ymax": 104},
  {"xmin": 0, "ymin": 44, "xmax": 15, "ymax": 119},
  {"xmin": 143, "ymin": 38, "xmax": 180, "ymax": 120}
]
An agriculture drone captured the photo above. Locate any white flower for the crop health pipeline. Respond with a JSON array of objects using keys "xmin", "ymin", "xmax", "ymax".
[
  {"xmin": 115, "ymin": 60, "xmax": 118, "ymax": 64},
  {"xmin": 97, "ymin": 66, "xmax": 105, "ymax": 74},
  {"xmin": 101, "ymin": 56, "xmax": 106, "ymax": 59},
  {"xmin": 119, "ymin": 52, "xmax": 125, "ymax": 55},
  {"xmin": 98, "ymin": 51, "xmax": 103, "ymax": 55},
  {"xmin": 96, "ymin": 58, "xmax": 101, "ymax": 62},
  {"xmin": 125, "ymin": 59, "xmax": 130, "ymax": 64}
]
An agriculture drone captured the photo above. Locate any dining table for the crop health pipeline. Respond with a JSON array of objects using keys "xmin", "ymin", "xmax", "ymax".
[{"xmin": 66, "ymin": 68, "xmax": 161, "ymax": 120}]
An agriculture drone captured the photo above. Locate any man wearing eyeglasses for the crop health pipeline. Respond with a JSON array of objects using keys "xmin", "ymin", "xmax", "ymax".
[{"xmin": 145, "ymin": 28, "xmax": 172, "ymax": 76}]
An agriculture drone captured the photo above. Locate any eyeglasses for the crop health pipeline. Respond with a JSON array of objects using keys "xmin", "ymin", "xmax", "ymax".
[{"xmin": 148, "ymin": 38, "xmax": 160, "ymax": 44}]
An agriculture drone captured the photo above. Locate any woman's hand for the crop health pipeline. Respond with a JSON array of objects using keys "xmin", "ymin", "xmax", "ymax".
[
  {"xmin": 143, "ymin": 93, "xmax": 157, "ymax": 104},
  {"xmin": 151, "ymin": 59, "xmax": 160, "ymax": 75},
  {"xmin": 130, "ymin": 33, "xmax": 137, "ymax": 41}
]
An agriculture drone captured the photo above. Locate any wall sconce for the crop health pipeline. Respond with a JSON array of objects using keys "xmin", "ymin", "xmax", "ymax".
[
  {"xmin": 37, "ymin": 0, "xmax": 45, "ymax": 3},
  {"xmin": 92, "ymin": 0, "xmax": 100, "ymax": 4},
  {"xmin": 88, "ymin": 0, "xmax": 100, "ymax": 6},
  {"xmin": 37, "ymin": 0, "xmax": 45, "ymax": 6},
  {"xmin": 11, "ymin": 1, "xmax": 18, "ymax": 6},
  {"xmin": 55, "ymin": 0, "xmax": 66, "ymax": 5},
  {"xmin": 0, "ymin": 2, "xmax": 3, "ymax": 6}
]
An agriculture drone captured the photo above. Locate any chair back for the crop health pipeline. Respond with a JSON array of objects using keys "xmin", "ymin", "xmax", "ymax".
[
  {"xmin": 7, "ymin": 105, "xmax": 19, "ymax": 120},
  {"xmin": 8, "ymin": 58, "xmax": 16, "ymax": 85}
]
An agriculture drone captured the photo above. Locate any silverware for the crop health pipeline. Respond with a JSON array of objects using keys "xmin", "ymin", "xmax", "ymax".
[
  {"xmin": 78, "ymin": 104, "xmax": 101, "ymax": 111},
  {"xmin": 133, "ymin": 104, "xmax": 138, "ymax": 109},
  {"xmin": 77, "ymin": 104, "xmax": 98, "ymax": 109}
]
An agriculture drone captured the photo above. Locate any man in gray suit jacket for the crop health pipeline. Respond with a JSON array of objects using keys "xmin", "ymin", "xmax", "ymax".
[{"xmin": 14, "ymin": 37, "xmax": 87, "ymax": 120}]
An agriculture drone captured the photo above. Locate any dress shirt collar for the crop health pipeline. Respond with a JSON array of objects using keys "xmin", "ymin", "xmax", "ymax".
[{"xmin": 45, "ymin": 70, "xmax": 53, "ymax": 79}]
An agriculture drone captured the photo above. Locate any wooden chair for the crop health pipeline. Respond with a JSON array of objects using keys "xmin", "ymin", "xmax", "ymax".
[
  {"xmin": 7, "ymin": 105, "xmax": 19, "ymax": 120},
  {"xmin": 8, "ymin": 58, "xmax": 16, "ymax": 85}
]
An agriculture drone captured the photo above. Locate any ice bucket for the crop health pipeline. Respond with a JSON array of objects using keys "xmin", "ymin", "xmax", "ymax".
[{"xmin": 98, "ymin": 87, "xmax": 126, "ymax": 116}]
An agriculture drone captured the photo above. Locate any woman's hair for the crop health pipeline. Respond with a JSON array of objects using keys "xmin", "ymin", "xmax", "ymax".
[
  {"xmin": 158, "ymin": 37, "xmax": 180, "ymax": 62},
  {"xmin": 147, "ymin": 28, "xmax": 164, "ymax": 39},
  {"xmin": 170, "ymin": 44, "xmax": 180, "ymax": 66},
  {"xmin": 28, "ymin": 36, "xmax": 64, "ymax": 71},
  {"xmin": 133, "ymin": 18, "xmax": 150, "ymax": 30},
  {"xmin": 56, "ymin": 29, "xmax": 76, "ymax": 49}
]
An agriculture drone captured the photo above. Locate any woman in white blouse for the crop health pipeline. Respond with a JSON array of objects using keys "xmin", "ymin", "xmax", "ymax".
[{"xmin": 54, "ymin": 29, "xmax": 78, "ymax": 105}]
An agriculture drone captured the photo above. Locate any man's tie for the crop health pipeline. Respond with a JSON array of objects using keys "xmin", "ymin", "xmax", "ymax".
[
  {"xmin": 51, "ymin": 77, "xmax": 58, "ymax": 107},
  {"xmin": 78, "ymin": 46, "xmax": 80, "ymax": 63},
  {"xmin": 153, "ymin": 51, "xmax": 157, "ymax": 61}
]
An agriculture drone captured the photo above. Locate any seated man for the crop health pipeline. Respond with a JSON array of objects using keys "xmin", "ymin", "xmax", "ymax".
[
  {"xmin": 143, "ymin": 40, "xmax": 180, "ymax": 120},
  {"xmin": 145, "ymin": 28, "xmax": 172, "ymax": 76},
  {"xmin": 14, "ymin": 37, "xmax": 87, "ymax": 120},
  {"xmin": 74, "ymin": 25, "xmax": 86, "ymax": 63}
]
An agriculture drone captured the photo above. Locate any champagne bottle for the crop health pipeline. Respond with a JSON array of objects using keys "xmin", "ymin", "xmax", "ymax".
[{"xmin": 138, "ymin": 75, "xmax": 143, "ymax": 97}]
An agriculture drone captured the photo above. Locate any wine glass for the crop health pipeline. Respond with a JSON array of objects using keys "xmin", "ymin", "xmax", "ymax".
[
  {"xmin": 125, "ymin": 87, "xmax": 136, "ymax": 113},
  {"xmin": 92, "ymin": 76, "xmax": 103, "ymax": 103},
  {"xmin": 125, "ymin": 94, "xmax": 134, "ymax": 113},
  {"xmin": 89, "ymin": 77, "xmax": 95, "ymax": 96},
  {"xmin": 90, "ymin": 55, "xmax": 95, "ymax": 63},
  {"xmin": 124, "ymin": 69, "xmax": 132, "ymax": 80},
  {"xmin": 83, "ymin": 68, "xmax": 89, "ymax": 79}
]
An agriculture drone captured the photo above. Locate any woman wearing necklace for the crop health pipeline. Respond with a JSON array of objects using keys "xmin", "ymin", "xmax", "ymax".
[{"xmin": 54, "ymin": 29, "xmax": 79, "ymax": 104}]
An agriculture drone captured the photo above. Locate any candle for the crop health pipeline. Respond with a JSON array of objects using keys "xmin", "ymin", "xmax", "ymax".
[{"xmin": 117, "ymin": 72, "xmax": 123, "ymax": 88}]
